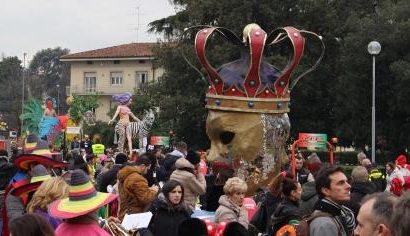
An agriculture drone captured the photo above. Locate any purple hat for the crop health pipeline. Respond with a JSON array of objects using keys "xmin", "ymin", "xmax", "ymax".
[{"xmin": 112, "ymin": 92, "xmax": 132, "ymax": 105}]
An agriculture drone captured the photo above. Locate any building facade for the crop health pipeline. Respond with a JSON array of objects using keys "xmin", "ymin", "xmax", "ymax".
[{"xmin": 61, "ymin": 43, "xmax": 164, "ymax": 122}]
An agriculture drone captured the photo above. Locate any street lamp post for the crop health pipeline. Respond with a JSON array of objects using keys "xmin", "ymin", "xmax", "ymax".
[
  {"xmin": 367, "ymin": 41, "xmax": 381, "ymax": 164},
  {"xmin": 21, "ymin": 53, "xmax": 27, "ymax": 136},
  {"xmin": 56, "ymin": 84, "xmax": 60, "ymax": 115}
]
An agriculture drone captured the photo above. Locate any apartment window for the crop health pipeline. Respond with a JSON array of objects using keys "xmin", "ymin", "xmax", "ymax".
[
  {"xmin": 113, "ymin": 60, "xmax": 120, "ymax": 64},
  {"xmin": 136, "ymin": 71, "xmax": 148, "ymax": 89},
  {"xmin": 86, "ymin": 61, "xmax": 93, "ymax": 65},
  {"xmin": 84, "ymin": 72, "xmax": 96, "ymax": 93},
  {"xmin": 111, "ymin": 72, "xmax": 123, "ymax": 86}
]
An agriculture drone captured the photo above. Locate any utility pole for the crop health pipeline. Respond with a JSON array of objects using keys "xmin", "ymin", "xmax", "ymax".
[{"xmin": 20, "ymin": 53, "xmax": 27, "ymax": 136}]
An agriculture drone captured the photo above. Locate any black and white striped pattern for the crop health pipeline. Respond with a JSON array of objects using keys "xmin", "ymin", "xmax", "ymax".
[{"xmin": 126, "ymin": 109, "xmax": 155, "ymax": 139}]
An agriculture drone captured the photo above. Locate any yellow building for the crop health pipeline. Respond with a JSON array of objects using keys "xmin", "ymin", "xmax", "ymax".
[{"xmin": 61, "ymin": 43, "xmax": 164, "ymax": 122}]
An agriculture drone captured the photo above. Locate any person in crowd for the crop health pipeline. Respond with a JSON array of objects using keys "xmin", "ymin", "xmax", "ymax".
[
  {"xmin": 170, "ymin": 150, "xmax": 206, "ymax": 209},
  {"xmin": 395, "ymin": 154, "xmax": 410, "ymax": 176},
  {"xmin": 157, "ymin": 152, "xmax": 182, "ymax": 183},
  {"xmin": 0, "ymin": 149, "xmax": 16, "ymax": 190},
  {"xmin": 271, "ymin": 172, "xmax": 302, "ymax": 233},
  {"xmin": 385, "ymin": 162, "xmax": 403, "ymax": 193},
  {"xmin": 354, "ymin": 192, "xmax": 397, "ymax": 236},
  {"xmin": 145, "ymin": 152, "xmax": 159, "ymax": 187},
  {"xmin": 9, "ymin": 213, "xmax": 55, "ymax": 236},
  {"xmin": 91, "ymin": 134, "xmax": 105, "ymax": 156},
  {"xmin": 203, "ymin": 167, "xmax": 234, "ymax": 211},
  {"xmin": 117, "ymin": 154, "xmax": 159, "ymax": 220},
  {"xmin": 108, "ymin": 92, "xmax": 141, "ymax": 155},
  {"xmin": 310, "ymin": 165, "xmax": 355, "ymax": 236},
  {"xmin": 357, "ymin": 152, "xmax": 367, "ymax": 165},
  {"xmin": 80, "ymin": 134, "xmax": 93, "ymax": 155},
  {"xmin": 223, "ymin": 221, "xmax": 250, "ymax": 236},
  {"xmin": 26, "ymin": 177, "xmax": 69, "ymax": 229},
  {"xmin": 148, "ymin": 180, "xmax": 192, "ymax": 236},
  {"xmin": 69, "ymin": 150, "xmax": 90, "ymax": 175},
  {"xmin": 153, "ymin": 147, "xmax": 166, "ymax": 166},
  {"xmin": 214, "ymin": 177, "xmax": 249, "ymax": 229},
  {"xmin": 290, "ymin": 153, "xmax": 310, "ymax": 185},
  {"xmin": 70, "ymin": 136, "xmax": 80, "ymax": 150},
  {"xmin": 0, "ymin": 149, "xmax": 16, "ymax": 235},
  {"xmin": 359, "ymin": 158, "xmax": 386, "ymax": 192},
  {"xmin": 97, "ymin": 152, "xmax": 127, "ymax": 192},
  {"xmin": 177, "ymin": 218, "xmax": 208, "ymax": 236},
  {"xmin": 299, "ymin": 153, "xmax": 322, "ymax": 216},
  {"xmin": 346, "ymin": 166, "xmax": 377, "ymax": 217},
  {"xmin": 48, "ymin": 169, "xmax": 117, "ymax": 236},
  {"xmin": 169, "ymin": 141, "xmax": 188, "ymax": 158},
  {"xmin": 391, "ymin": 191, "xmax": 410, "ymax": 236}
]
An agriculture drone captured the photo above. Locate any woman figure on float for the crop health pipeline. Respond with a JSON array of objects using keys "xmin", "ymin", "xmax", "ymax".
[
  {"xmin": 108, "ymin": 92, "xmax": 140, "ymax": 155},
  {"xmin": 38, "ymin": 97, "xmax": 59, "ymax": 139}
]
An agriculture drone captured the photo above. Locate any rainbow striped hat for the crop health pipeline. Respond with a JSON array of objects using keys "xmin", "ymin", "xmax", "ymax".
[
  {"xmin": 14, "ymin": 139, "xmax": 67, "ymax": 171},
  {"xmin": 10, "ymin": 164, "xmax": 51, "ymax": 196},
  {"xmin": 49, "ymin": 169, "xmax": 117, "ymax": 219}
]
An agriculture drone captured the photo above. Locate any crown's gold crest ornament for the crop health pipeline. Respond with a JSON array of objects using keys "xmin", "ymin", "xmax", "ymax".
[{"xmin": 185, "ymin": 23, "xmax": 324, "ymax": 194}]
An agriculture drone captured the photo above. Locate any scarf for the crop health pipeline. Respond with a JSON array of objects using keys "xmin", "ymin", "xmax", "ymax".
[{"xmin": 314, "ymin": 198, "xmax": 356, "ymax": 235}]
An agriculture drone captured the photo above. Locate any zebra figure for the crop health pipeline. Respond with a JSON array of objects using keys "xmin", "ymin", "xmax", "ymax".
[{"xmin": 113, "ymin": 108, "xmax": 157, "ymax": 154}]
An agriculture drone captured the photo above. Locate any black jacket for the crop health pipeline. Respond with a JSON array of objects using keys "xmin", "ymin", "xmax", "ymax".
[
  {"xmin": 97, "ymin": 164, "xmax": 123, "ymax": 192},
  {"xmin": 346, "ymin": 181, "xmax": 377, "ymax": 217},
  {"xmin": 149, "ymin": 194, "xmax": 192, "ymax": 236},
  {"xmin": 271, "ymin": 198, "xmax": 301, "ymax": 233}
]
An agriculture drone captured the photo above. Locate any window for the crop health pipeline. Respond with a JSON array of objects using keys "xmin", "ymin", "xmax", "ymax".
[
  {"xmin": 86, "ymin": 61, "xmax": 93, "ymax": 65},
  {"xmin": 84, "ymin": 72, "xmax": 96, "ymax": 93},
  {"xmin": 136, "ymin": 71, "xmax": 148, "ymax": 89},
  {"xmin": 111, "ymin": 72, "xmax": 123, "ymax": 86},
  {"xmin": 113, "ymin": 60, "xmax": 120, "ymax": 64}
]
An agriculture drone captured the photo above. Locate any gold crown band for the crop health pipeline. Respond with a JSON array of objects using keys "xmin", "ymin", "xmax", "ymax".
[{"xmin": 206, "ymin": 94, "xmax": 290, "ymax": 113}]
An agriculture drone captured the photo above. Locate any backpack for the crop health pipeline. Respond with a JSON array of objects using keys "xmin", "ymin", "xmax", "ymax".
[{"xmin": 276, "ymin": 212, "xmax": 342, "ymax": 236}]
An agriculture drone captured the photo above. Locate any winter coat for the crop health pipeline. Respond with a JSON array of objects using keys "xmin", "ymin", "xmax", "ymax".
[
  {"xmin": 346, "ymin": 181, "xmax": 377, "ymax": 217},
  {"xmin": 214, "ymin": 195, "xmax": 249, "ymax": 229},
  {"xmin": 117, "ymin": 166, "xmax": 157, "ymax": 220},
  {"xmin": 97, "ymin": 164, "xmax": 123, "ymax": 192},
  {"xmin": 148, "ymin": 193, "xmax": 192, "ymax": 236},
  {"xmin": 299, "ymin": 181, "xmax": 319, "ymax": 216},
  {"xmin": 386, "ymin": 168, "xmax": 404, "ymax": 192},
  {"xmin": 170, "ymin": 158, "xmax": 206, "ymax": 209},
  {"xmin": 271, "ymin": 198, "xmax": 301, "ymax": 233}
]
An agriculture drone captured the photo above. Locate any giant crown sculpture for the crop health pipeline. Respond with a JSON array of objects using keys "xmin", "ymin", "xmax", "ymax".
[{"xmin": 194, "ymin": 23, "xmax": 324, "ymax": 114}]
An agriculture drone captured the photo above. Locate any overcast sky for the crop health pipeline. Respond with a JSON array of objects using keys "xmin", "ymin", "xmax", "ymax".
[{"xmin": 0, "ymin": 0, "xmax": 176, "ymax": 63}]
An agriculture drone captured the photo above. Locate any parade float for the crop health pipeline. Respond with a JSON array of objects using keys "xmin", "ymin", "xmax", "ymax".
[{"xmin": 187, "ymin": 23, "xmax": 325, "ymax": 194}]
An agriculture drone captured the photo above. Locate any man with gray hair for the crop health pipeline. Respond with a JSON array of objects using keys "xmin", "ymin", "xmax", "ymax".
[
  {"xmin": 347, "ymin": 166, "xmax": 377, "ymax": 217},
  {"xmin": 354, "ymin": 192, "xmax": 397, "ymax": 236}
]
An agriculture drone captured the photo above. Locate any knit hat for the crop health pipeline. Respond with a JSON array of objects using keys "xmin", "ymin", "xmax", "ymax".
[
  {"xmin": 186, "ymin": 150, "xmax": 200, "ymax": 166},
  {"xmin": 10, "ymin": 164, "xmax": 51, "ymax": 196},
  {"xmin": 49, "ymin": 169, "xmax": 117, "ymax": 219},
  {"xmin": 396, "ymin": 155, "xmax": 407, "ymax": 167},
  {"xmin": 115, "ymin": 153, "xmax": 128, "ymax": 165}
]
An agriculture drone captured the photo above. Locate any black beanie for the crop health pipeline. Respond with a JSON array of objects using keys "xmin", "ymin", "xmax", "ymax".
[{"xmin": 185, "ymin": 150, "xmax": 200, "ymax": 166}]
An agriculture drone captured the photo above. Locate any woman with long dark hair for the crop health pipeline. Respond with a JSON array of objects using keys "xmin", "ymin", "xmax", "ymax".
[
  {"xmin": 149, "ymin": 180, "xmax": 192, "ymax": 236},
  {"xmin": 270, "ymin": 172, "xmax": 302, "ymax": 234}
]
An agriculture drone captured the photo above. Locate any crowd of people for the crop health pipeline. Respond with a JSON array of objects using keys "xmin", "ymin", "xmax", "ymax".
[{"xmin": 2, "ymin": 137, "xmax": 410, "ymax": 236}]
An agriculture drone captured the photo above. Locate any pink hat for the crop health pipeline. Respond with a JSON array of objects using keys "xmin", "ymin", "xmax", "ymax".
[
  {"xmin": 99, "ymin": 154, "xmax": 108, "ymax": 162},
  {"xmin": 396, "ymin": 155, "xmax": 407, "ymax": 167}
]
